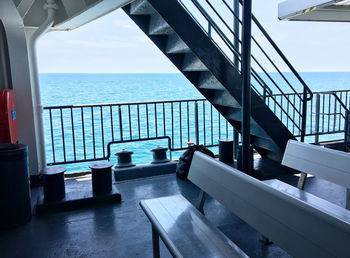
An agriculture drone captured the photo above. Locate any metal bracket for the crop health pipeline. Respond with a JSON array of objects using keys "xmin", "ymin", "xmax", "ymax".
[{"xmin": 196, "ymin": 190, "xmax": 206, "ymax": 215}]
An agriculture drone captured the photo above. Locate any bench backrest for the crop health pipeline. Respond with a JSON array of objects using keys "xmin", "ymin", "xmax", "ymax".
[
  {"xmin": 282, "ymin": 140, "xmax": 350, "ymax": 188},
  {"xmin": 188, "ymin": 151, "xmax": 350, "ymax": 258}
]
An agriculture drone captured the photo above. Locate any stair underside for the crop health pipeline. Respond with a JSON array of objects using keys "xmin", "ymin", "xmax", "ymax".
[{"xmin": 123, "ymin": 0, "xmax": 296, "ymax": 161}]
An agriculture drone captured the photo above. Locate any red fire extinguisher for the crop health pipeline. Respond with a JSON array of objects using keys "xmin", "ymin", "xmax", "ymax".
[{"xmin": 0, "ymin": 90, "xmax": 18, "ymax": 143}]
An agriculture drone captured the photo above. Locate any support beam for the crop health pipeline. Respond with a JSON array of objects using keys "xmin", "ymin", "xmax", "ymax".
[
  {"xmin": 0, "ymin": 0, "xmax": 38, "ymax": 175},
  {"xmin": 17, "ymin": 0, "xmax": 36, "ymax": 18},
  {"xmin": 233, "ymin": 0, "xmax": 240, "ymax": 157},
  {"xmin": 241, "ymin": 0, "xmax": 252, "ymax": 173}
]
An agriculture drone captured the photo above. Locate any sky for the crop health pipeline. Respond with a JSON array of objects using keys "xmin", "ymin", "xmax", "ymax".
[{"xmin": 37, "ymin": 0, "xmax": 350, "ymax": 73}]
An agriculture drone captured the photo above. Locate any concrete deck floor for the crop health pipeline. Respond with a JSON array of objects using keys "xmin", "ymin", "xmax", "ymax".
[{"xmin": 0, "ymin": 172, "xmax": 347, "ymax": 258}]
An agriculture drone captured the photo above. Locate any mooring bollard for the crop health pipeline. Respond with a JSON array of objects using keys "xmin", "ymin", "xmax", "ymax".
[
  {"xmin": 42, "ymin": 166, "xmax": 66, "ymax": 202},
  {"xmin": 218, "ymin": 138, "xmax": 234, "ymax": 164},
  {"xmin": 89, "ymin": 161, "xmax": 113, "ymax": 195},
  {"xmin": 151, "ymin": 146, "xmax": 170, "ymax": 164},
  {"xmin": 115, "ymin": 149, "xmax": 135, "ymax": 168}
]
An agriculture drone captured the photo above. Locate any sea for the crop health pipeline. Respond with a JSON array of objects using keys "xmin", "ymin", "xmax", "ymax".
[{"xmin": 40, "ymin": 72, "xmax": 350, "ymax": 173}]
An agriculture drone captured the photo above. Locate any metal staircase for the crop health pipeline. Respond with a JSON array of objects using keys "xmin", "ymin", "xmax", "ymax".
[{"xmin": 123, "ymin": 0, "xmax": 313, "ymax": 162}]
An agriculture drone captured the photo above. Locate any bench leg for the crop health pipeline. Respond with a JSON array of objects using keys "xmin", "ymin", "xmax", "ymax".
[
  {"xmin": 346, "ymin": 189, "xmax": 350, "ymax": 210},
  {"xmin": 196, "ymin": 190, "xmax": 206, "ymax": 215},
  {"xmin": 297, "ymin": 172, "xmax": 307, "ymax": 190},
  {"xmin": 260, "ymin": 235, "xmax": 273, "ymax": 245},
  {"xmin": 152, "ymin": 225, "xmax": 160, "ymax": 258}
]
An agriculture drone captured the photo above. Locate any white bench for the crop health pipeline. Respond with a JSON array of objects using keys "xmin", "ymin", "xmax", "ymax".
[
  {"xmin": 282, "ymin": 140, "xmax": 350, "ymax": 209},
  {"xmin": 141, "ymin": 151, "xmax": 350, "ymax": 257}
]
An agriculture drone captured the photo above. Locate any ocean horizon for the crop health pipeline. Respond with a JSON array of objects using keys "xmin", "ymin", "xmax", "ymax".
[{"xmin": 40, "ymin": 72, "xmax": 350, "ymax": 172}]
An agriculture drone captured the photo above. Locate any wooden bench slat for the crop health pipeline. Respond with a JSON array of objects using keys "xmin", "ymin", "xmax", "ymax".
[
  {"xmin": 188, "ymin": 151, "xmax": 350, "ymax": 258},
  {"xmin": 140, "ymin": 195, "xmax": 248, "ymax": 258}
]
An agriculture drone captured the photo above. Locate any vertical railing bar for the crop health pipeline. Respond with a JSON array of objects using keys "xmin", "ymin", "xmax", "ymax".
[
  {"xmin": 70, "ymin": 108, "xmax": 76, "ymax": 161},
  {"xmin": 195, "ymin": 101, "xmax": 199, "ymax": 145},
  {"xmin": 128, "ymin": 105, "xmax": 132, "ymax": 140},
  {"xmin": 293, "ymin": 94, "xmax": 296, "ymax": 135},
  {"xmin": 60, "ymin": 108, "xmax": 66, "ymax": 163},
  {"xmin": 137, "ymin": 104, "xmax": 141, "ymax": 138},
  {"xmin": 315, "ymin": 94, "xmax": 320, "ymax": 144},
  {"xmin": 310, "ymin": 96, "xmax": 313, "ymax": 135},
  {"xmin": 328, "ymin": 94, "xmax": 331, "ymax": 132},
  {"xmin": 218, "ymin": 110, "xmax": 221, "ymax": 139},
  {"xmin": 100, "ymin": 106, "xmax": 105, "ymax": 157},
  {"xmin": 81, "ymin": 107, "xmax": 86, "ymax": 160},
  {"xmin": 203, "ymin": 101, "xmax": 206, "ymax": 145},
  {"xmin": 322, "ymin": 94, "xmax": 325, "ymax": 133},
  {"xmin": 146, "ymin": 104, "xmax": 149, "ymax": 138},
  {"xmin": 210, "ymin": 104, "xmax": 213, "ymax": 145},
  {"xmin": 180, "ymin": 102, "xmax": 182, "ymax": 148},
  {"xmin": 187, "ymin": 102, "xmax": 190, "ymax": 142},
  {"xmin": 163, "ymin": 103, "xmax": 166, "ymax": 136},
  {"xmin": 333, "ymin": 96, "xmax": 337, "ymax": 132},
  {"xmin": 110, "ymin": 106, "xmax": 115, "ymax": 141},
  {"xmin": 155, "ymin": 103, "xmax": 158, "ymax": 137},
  {"xmin": 171, "ymin": 102, "xmax": 174, "ymax": 148},
  {"xmin": 299, "ymin": 94, "xmax": 302, "ymax": 136},
  {"xmin": 49, "ymin": 109, "xmax": 56, "ymax": 163},
  {"xmin": 339, "ymin": 92, "xmax": 343, "ymax": 130},
  {"xmin": 280, "ymin": 96, "xmax": 283, "ymax": 121},
  {"xmin": 91, "ymin": 106, "xmax": 96, "ymax": 159},
  {"xmin": 119, "ymin": 105, "xmax": 123, "ymax": 141},
  {"xmin": 287, "ymin": 96, "xmax": 289, "ymax": 129}
]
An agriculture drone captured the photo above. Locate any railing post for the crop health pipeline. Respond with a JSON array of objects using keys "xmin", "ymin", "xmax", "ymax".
[
  {"xmin": 195, "ymin": 101, "xmax": 199, "ymax": 145},
  {"xmin": 300, "ymin": 87, "xmax": 308, "ymax": 142},
  {"xmin": 241, "ymin": 0, "xmax": 252, "ymax": 173},
  {"xmin": 344, "ymin": 110, "xmax": 350, "ymax": 152},
  {"xmin": 233, "ymin": 0, "xmax": 240, "ymax": 157},
  {"xmin": 118, "ymin": 106, "xmax": 123, "ymax": 141},
  {"xmin": 314, "ymin": 93, "xmax": 320, "ymax": 144},
  {"xmin": 208, "ymin": 23, "xmax": 211, "ymax": 38}
]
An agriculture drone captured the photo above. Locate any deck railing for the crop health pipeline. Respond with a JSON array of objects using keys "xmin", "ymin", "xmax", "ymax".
[
  {"xmin": 44, "ymin": 99, "xmax": 236, "ymax": 166},
  {"xmin": 44, "ymin": 90, "xmax": 350, "ymax": 166}
]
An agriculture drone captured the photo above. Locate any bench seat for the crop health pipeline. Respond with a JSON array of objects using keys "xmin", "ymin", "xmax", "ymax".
[
  {"xmin": 264, "ymin": 179, "xmax": 350, "ymax": 224},
  {"xmin": 140, "ymin": 195, "xmax": 248, "ymax": 258}
]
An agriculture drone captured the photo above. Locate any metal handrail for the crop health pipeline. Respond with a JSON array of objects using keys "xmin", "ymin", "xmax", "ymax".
[
  {"xmin": 184, "ymin": 0, "xmax": 311, "ymax": 138},
  {"xmin": 188, "ymin": 0, "xmax": 302, "ymax": 114}
]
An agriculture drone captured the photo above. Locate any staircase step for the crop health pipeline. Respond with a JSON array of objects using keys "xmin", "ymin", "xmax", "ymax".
[
  {"xmin": 202, "ymin": 90, "xmax": 240, "ymax": 109},
  {"xmin": 149, "ymin": 13, "xmax": 174, "ymax": 35},
  {"xmin": 251, "ymin": 136, "xmax": 281, "ymax": 154},
  {"xmin": 166, "ymin": 34, "xmax": 191, "ymax": 54},
  {"xmin": 182, "ymin": 53, "xmax": 208, "ymax": 71},
  {"xmin": 197, "ymin": 72, "xmax": 225, "ymax": 90},
  {"xmin": 130, "ymin": 0, "xmax": 155, "ymax": 15}
]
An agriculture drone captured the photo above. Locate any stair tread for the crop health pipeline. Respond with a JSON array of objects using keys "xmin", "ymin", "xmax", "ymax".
[
  {"xmin": 166, "ymin": 34, "xmax": 191, "ymax": 54},
  {"xmin": 130, "ymin": 0, "xmax": 156, "ymax": 15},
  {"xmin": 149, "ymin": 13, "xmax": 174, "ymax": 35}
]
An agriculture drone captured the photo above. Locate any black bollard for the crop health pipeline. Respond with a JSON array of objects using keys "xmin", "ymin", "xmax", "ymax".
[
  {"xmin": 42, "ymin": 166, "xmax": 66, "ymax": 202},
  {"xmin": 89, "ymin": 161, "xmax": 113, "ymax": 195},
  {"xmin": 151, "ymin": 146, "xmax": 170, "ymax": 164},
  {"xmin": 115, "ymin": 149, "xmax": 135, "ymax": 168},
  {"xmin": 219, "ymin": 139, "xmax": 234, "ymax": 164}
]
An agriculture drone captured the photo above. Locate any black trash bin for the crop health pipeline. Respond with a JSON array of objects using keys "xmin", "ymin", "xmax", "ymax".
[{"xmin": 0, "ymin": 143, "xmax": 32, "ymax": 228}]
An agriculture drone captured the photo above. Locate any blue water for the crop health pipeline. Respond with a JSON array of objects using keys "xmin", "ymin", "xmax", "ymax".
[{"xmin": 40, "ymin": 72, "xmax": 350, "ymax": 172}]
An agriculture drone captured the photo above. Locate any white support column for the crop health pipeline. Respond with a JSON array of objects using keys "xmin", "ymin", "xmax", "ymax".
[
  {"xmin": 26, "ymin": 0, "xmax": 58, "ymax": 173},
  {"xmin": 0, "ymin": 0, "xmax": 38, "ymax": 175}
]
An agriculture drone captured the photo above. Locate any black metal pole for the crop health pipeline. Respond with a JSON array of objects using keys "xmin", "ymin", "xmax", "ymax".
[
  {"xmin": 233, "ymin": 0, "xmax": 240, "ymax": 157},
  {"xmin": 300, "ymin": 87, "xmax": 308, "ymax": 142},
  {"xmin": 242, "ymin": 0, "xmax": 252, "ymax": 173}
]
